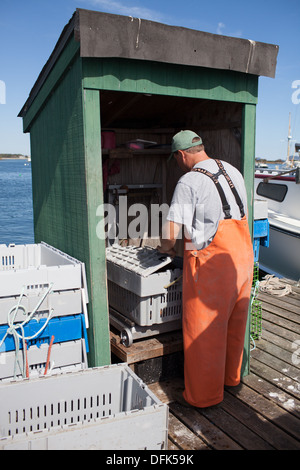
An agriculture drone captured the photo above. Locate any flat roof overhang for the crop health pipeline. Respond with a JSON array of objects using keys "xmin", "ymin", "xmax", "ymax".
[{"xmin": 19, "ymin": 8, "xmax": 279, "ymax": 118}]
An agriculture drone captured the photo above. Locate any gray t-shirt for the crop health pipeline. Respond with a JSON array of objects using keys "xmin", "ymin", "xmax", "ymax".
[{"xmin": 167, "ymin": 159, "xmax": 248, "ymax": 250}]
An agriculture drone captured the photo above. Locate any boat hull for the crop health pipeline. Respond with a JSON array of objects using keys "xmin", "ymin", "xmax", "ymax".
[
  {"xmin": 259, "ymin": 223, "xmax": 300, "ymax": 281},
  {"xmin": 254, "ymin": 169, "xmax": 300, "ymax": 281}
]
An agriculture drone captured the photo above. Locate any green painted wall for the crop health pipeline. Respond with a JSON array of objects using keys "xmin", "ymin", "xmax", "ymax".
[
  {"xmin": 30, "ymin": 56, "xmax": 85, "ymax": 253},
  {"xmin": 83, "ymin": 58, "xmax": 258, "ymax": 104},
  {"xmin": 29, "ymin": 52, "xmax": 110, "ymax": 367}
]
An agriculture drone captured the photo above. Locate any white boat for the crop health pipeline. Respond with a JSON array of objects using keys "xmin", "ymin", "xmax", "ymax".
[
  {"xmin": 254, "ymin": 167, "xmax": 300, "ymax": 281},
  {"xmin": 256, "ymin": 162, "xmax": 269, "ymax": 168}
]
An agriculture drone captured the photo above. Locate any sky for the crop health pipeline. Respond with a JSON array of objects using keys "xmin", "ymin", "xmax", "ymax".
[{"xmin": 0, "ymin": 0, "xmax": 299, "ymax": 161}]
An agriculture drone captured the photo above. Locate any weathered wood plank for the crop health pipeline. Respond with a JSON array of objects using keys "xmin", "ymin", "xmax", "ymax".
[
  {"xmin": 168, "ymin": 413, "xmax": 210, "ymax": 450},
  {"xmin": 258, "ymin": 292, "xmax": 300, "ymax": 314},
  {"xmin": 261, "ymin": 317, "xmax": 300, "ymax": 343},
  {"xmin": 200, "ymin": 400, "xmax": 274, "ymax": 450},
  {"xmin": 250, "ymin": 356, "xmax": 300, "ymax": 401},
  {"xmin": 167, "ymin": 438, "xmax": 180, "ymax": 450},
  {"xmin": 260, "ymin": 329, "xmax": 295, "ymax": 352},
  {"xmin": 148, "ymin": 377, "xmax": 184, "ymax": 404},
  {"xmin": 251, "ymin": 348, "xmax": 300, "ymax": 382},
  {"xmin": 224, "ymin": 386, "xmax": 300, "ymax": 447},
  {"xmin": 169, "ymin": 402, "xmax": 243, "ymax": 450},
  {"xmin": 262, "ymin": 311, "xmax": 300, "ymax": 336},
  {"xmin": 255, "ymin": 338, "xmax": 300, "ymax": 371},
  {"xmin": 259, "ymin": 299, "xmax": 300, "ymax": 326},
  {"xmin": 242, "ymin": 372, "xmax": 300, "ymax": 418},
  {"xmin": 221, "ymin": 391, "xmax": 275, "ymax": 449}
]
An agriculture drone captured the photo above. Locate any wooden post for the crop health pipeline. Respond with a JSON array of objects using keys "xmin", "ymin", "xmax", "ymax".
[
  {"xmin": 82, "ymin": 88, "xmax": 111, "ymax": 366},
  {"xmin": 242, "ymin": 103, "xmax": 256, "ymax": 236},
  {"xmin": 241, "ymin": 102, "xmax": 256, "ymax": 377}
]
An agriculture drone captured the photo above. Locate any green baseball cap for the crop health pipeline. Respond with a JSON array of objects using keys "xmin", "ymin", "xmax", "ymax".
[{"xmin": 168, "ymin": 130, "xmax": 202, "ymax": 161}]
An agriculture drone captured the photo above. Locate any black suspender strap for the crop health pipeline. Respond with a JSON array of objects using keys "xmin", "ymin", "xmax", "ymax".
[
  {"xmin": 192, "ymin": 167, "xmax": 232, "ymax": 219},
  {"xmin": 192, "ymin": 159, "xmax": 245, "ymax": 219},
  {"xmin": 215, "ymin": 160, "xmax": 245, "ymax": 218}
]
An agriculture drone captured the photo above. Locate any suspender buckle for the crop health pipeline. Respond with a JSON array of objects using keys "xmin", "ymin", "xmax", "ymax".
[{"xmin": 223, "ymin": 205, "xmax": 232, "ymax": 219}]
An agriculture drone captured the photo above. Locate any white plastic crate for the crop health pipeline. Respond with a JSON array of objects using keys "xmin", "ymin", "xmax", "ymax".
[
  {"xmin": 106, "ymin": 244, "xmax": 177, "ymax": 296},
  {"xmin": 0, "ymin": 339, "xmax": 88, "ymax": 381},
  {"xmin": 0, "ymin": 242, "xmax": 89, "ymax": 301},
  {"xmin": 0, "ymin": 363, "xmax": 168, "ymax": 450},
  {"xmin": 0, "ymin": 242, "xmax": 89, "ymax": 330},
  {"xmin": 0, "ymin": 289, "xmax": 82, "ymax": 326},
  {"xmin": 106, "ymin": 245, "xmax": 173, "ymax": 279},
  {"xmin": 106, "ymin": 245, "xmax": 182, "ymax": 326},
  {"xmin": 108, "ymin": 279, "xmax": 182, "ymax": 326},
  {"xmin": 254, "ymin": 199, "xmax": 268, "ymax": 220}
]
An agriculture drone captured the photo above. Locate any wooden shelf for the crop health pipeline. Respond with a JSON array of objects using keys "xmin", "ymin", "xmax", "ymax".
[{"xmin": 103, "ymin": 148, "xmax": 171, "ymax": 158}]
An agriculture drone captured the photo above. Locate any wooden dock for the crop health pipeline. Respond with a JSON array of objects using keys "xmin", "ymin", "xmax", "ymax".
[{"xmin": 148, "ymin": 277, "xmax": 300, "ymax": 450}]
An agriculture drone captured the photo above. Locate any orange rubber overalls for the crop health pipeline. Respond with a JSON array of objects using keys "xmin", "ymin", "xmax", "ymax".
[{"xmin": 182, "ymin": 160, "xmax": 253, "ymax": 408}]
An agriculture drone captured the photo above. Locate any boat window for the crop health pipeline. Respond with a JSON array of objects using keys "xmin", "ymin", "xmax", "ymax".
[{"xmin": 256, "ymin": 182, "xmax": 288, "ymax": 202}]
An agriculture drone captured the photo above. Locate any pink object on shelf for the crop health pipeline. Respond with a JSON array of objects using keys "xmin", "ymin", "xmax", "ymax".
[{"xmin": 101, "ymin": 131, "xmax": 116, "ymax": 149}]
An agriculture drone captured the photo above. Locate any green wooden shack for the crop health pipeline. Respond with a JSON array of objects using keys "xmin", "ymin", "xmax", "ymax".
[{"xmin": 19, "ymin": 9, "xmax": 278, "ymax": 373}]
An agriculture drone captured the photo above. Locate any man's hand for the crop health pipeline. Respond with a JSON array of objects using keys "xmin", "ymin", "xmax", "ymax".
[
  {"xmin": 157, "ymin": 245, "xmax": 177, "ymax": 257},
  {"xmin": 156, "ymin": 221, "xmax": 182, "ymax": 258}
]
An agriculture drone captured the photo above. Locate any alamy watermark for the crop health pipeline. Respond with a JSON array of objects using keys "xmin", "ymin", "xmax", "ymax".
[
  {"xmin": 0, "ymin": 80, "xmax": 6, "ymax": 104},
  {"xmin": 291, "ymin": 80, "xmax": 300, "ymax": 105},
  {"xmin": 96, "ymin": 197, "xmax": 205, "ymax": 250}
]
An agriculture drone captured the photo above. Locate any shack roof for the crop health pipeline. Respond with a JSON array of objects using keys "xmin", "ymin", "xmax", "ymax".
[
  {"xmin": 19, "ymin": 8, "xmax": 279, "ymax": 117},
  {"xmin": 76, "ymin": 9, "xmax": 278, "ymax": 76}
]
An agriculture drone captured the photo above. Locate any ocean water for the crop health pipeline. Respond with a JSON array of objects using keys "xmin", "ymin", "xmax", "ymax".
[{"xmin": 0, "ymin": 159, "xmax": 34, "ymax": 245}]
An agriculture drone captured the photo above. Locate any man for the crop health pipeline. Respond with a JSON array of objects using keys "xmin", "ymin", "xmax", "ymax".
[{"xmin": 158, "ymin": 130, "xmax": 253, "ymax": 408}]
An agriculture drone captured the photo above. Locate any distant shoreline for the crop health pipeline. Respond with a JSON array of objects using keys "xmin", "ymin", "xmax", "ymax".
[
  {"xmin": 0, "ymin": 156, "xmax": 29, "ymax": 160},
  {"xmin": 256, "ymin": 159, "xmax": 286, "ymax": 165}
]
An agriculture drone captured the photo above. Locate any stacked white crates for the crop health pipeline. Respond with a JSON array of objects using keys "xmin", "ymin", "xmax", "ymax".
[
  {"xmin": 0, "ymin": 242, "xmax": 89, "ymax": 380},
  {"xmin": 106, "ymin": 245, "xmax": 182, "ymax": 345}
]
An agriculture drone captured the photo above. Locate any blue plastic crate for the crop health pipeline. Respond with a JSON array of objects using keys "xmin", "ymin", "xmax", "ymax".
[
  {"xmin": 253, "ymin": 219, "xmax": 269, "ymax": 262},
  {"xmin": 253, "ymin": 219, "xmax": 269, "ymax": 240},
  {"xmin": 0, "ymin": 314, "xmax": 89, "ymax": 353}
]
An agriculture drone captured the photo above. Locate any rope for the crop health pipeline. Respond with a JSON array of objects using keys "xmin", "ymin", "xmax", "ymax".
[
  {"xmin": 250, "ymin": 280, "xmax": 260, "ymax": 351},
  {"xmin": 25, "ymin": 340, "xmax": 29, "ymax": 378},
  {"xmin": 163, "ymin": 275, "xmax": 183, "ymax": 289},
  {"xmin": 0, "ymin": 283, "xmax": 54, "ymax": 379},
  {"xmin": 44, "ymin": 335, "xmax": 54, "ymax": 376},
  {"xmin": 250, "ymin": 335, "xmax": 256, "ymax": 352},
  {"xmin": 258, "ymin": 275, "xmax": 292, "ymax": 297},
  {"xmin": 251, "ymin": 280, "xmax": 260, "ymax": 306}
]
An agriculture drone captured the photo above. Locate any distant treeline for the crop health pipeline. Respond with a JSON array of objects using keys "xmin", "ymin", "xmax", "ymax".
[
  {"xmin": 0, "ymin": 154, "xmax": 28, "ymax": 159},
  {"xmin": 256, "ymin": 158, "xmax": 285, "ymax": 164}
]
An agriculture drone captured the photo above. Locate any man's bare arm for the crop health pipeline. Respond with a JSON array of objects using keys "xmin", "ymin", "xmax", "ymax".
[{"xmin": 157, "ymin": 220, "xmax": 182, "ymax": 257}]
